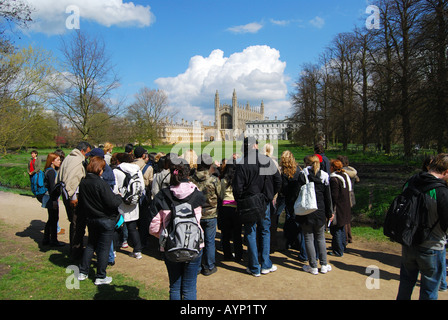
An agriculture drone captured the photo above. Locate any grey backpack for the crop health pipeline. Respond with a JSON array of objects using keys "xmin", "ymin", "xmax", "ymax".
[{"xmin": 160, "ymin": 189, "xmax": 204, "ymax": 263}]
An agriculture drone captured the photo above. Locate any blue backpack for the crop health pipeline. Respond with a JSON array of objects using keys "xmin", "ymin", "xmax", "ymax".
[{"xmin": 30, "ymin": 170, "xmax": 47, "ymax": 202}]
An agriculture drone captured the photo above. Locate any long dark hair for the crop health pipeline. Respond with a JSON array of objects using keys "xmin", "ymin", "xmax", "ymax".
[
  {"xmin": 170, "ymin": 157, "xmax": 190, "ymax": 186},
  {"xmin": 221, "ymin": 161, "xmax": 236, "ymax": 188}
]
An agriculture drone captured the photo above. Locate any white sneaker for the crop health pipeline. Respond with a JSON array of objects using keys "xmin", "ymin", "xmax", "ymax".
[
  {"xmin": 261, "ymin": 265, "xmax": 278, "ymax": 274},
  {"xmin": 303, "ymin": 265, "xmax": 318, "ymax": 275},
  {"xmin": 130, "ymin": 252, "xmax": 142, "ymax": 259},
  {"xmin": 246, "ymin": 268, "xmax": 261, "ymax": 277},
  {"xmin": 94, "ymin": 276, "xmax": 112, "ymax": 285},
  {"xmin": 78, "ymin": 273, "xmax": 88, "ymax": 281},
  {"xmin": 321, "ymin": 264, "xmax": 332, "ymax": 274}
]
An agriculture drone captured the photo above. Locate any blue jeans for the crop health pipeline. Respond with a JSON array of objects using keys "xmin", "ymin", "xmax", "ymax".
[
  {"xmin": 440, "ymin": 246, "xmax": 447, "ymax": 290},
  {"xmin": 244, "ymin": 204, "xmax": 272, "ymax": 274},
  {"xmin": 108, "ymin": 241, "xmax": 115, "ymax": 263},
  {"xmin": 283, "ymin": 204, "xmax": 307, "ymax": 261},
  {"xmin": 330, "ymin": 225, "xmax": 346, "ymax": 256},
  {"xmin": 200, "ymin": 218, "xmax": 217, "ymax": 272},
  {"xmin": 397, "ymin": 245, "xmax": 445, "ymax": 300},
  {"xmin": 165, "ymin": 250, "xmax": 203, "ymax": 300},
  {"xmin": 80, "ymin": 218, "xmax": 115, "ymax": 279}
]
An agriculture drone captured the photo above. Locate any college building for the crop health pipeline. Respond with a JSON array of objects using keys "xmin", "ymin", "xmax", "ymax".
[{"xmin": 158, "ymin": 90, "xmax": 293, "ymax": 144}]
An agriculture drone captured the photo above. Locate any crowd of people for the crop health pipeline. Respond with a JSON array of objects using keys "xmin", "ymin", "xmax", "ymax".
[
  {"xmin": 27, "ymin": 139, "xmax": 448, "ymax": 300},
  {"xmin": 26, "ymin": 140, "xmax": 360, "ymax": 297}
]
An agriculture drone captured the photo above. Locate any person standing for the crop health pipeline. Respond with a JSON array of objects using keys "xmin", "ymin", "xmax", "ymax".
[
  {"xmin": 190, "ymin": 153, "xmax": 221, "ymax": 276},
  {"xmin": 219, "ymin": 161, "xmax": 243, "ymax": 262},
  {"xmin": 279, "ymin": 150, "xmax": 307, "ymax": 261},
  {"xmin": 328, "ymin": 159, "xmax": 352, "ymax": 257},
  {"xmin": 28, "ymin": 150, "xmax": 40, "ymax": 177},
  {"xmin": 233, "ymin": 137, "xmax": 282, "ymax": 277},
  {"xmin": 314, "ymin": 144, "xmax": 330, "ymax": 174},
  {"xmin": 337, "ymin": 155, "xmax": 359, "ymax": 245},
  {"xmin": 113, "ymin": 153, "xmax": 145, "ymax": 260},
  {"xmin": 77, "ymin": 156, "xmax": 123, "ymax": 285},
  {"xmin": 57, "ymin": 141, "xmax": 92, "ymax": 260},
  {"xmin": 133, "ymin": 146, "xmax": 154, "ymax": 247},
  {"xmin": 42, "ymin": 153, "xmax": 63, "ymax": 247},
  {"xmin": 150, "ymin": 158, "xmax": 206, "ymax": 300},
  {"xmin": 397, "ymin": 153, "xmax": 448, "ymax": 300},
  {"xmin": 297, "ymin": 155, "xmax": 333, "ymax": 275},
  {"xmin": 103, "ymin": 142, "xmax": 114, "ymax": 165}
]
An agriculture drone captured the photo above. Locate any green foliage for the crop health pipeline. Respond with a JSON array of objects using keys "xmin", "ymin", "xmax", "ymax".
[
  {"xmin": 352, "ymin": 185, "xmax": 401, "ymax": 226},
  {"xmin": 0, "ymin": 165, "xmax": 29, "ymax": 189}
]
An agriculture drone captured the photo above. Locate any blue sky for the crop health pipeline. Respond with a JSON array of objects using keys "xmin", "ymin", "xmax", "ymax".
[{"xmin": 16, "ymin": 0, "xmax": 371, "ymax": 124}]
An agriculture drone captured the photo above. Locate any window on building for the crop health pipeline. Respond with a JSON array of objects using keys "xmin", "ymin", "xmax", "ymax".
[{"xmin": 221, "ymin": 114, "xmax": 232, "ymax": 130}]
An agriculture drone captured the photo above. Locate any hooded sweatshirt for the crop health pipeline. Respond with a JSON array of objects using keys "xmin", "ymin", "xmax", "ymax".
[
  {"xmin": 406, "ymin": 172, "xmax": 448, "ymax": 250},
  {"xmin": 149, "ymin": 182, "xmax": 205, "ymax": 251}
]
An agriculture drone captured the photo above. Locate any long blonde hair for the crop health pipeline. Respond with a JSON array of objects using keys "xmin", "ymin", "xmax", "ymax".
[
  {"xmin": 280, "ymin": 150, "xmax": 299, "ymax": 179},
  {"xmin": 103, "ymin": 142, "xmax": 114, "ymax": 154},
  {"xmin": 304, "ymin": 155, "xmax": 320, "ymax": 175}
]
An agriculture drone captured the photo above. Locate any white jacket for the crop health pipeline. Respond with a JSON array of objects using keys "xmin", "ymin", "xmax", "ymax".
[{"xmin": 113, "ymin": 162, "xmax": 144, "ymax": 222}]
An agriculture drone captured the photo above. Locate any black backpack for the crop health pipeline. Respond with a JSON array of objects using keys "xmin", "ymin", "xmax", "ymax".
[{"xmin": 383, "ymin": 178, "xmax": 443, "ymax": 247}]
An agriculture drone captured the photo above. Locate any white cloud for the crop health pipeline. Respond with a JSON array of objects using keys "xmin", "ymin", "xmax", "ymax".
[
  {"xmin": 270, "ymin": 19, "xmax": 290, "ymax": 26},
  {"xmin": 155, "ymin": 45, "xmax": 290, "ymax": 123},
  {"xmin": 309, "ymin": 16, "xmax": 325, "ymax": 29},
  {"xmin": 24, "ymin": 0, "xmax": 154, "ymax": 35},
  {"xmin": 227, "ymin": 22, "xmax": 263, "ymax": 34}
]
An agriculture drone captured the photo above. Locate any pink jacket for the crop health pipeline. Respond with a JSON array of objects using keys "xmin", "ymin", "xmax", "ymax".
[{"xmin": 149, "ymin": 182, "xmax": 204, "ymax": 251}]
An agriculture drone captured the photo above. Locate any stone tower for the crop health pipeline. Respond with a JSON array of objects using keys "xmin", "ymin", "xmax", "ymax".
[
  {"xmin": 214, "ymin": 89, "xmax": 265, "ymax": 141},
  {"xmin": 232, "ymin": 89, "xmax": 238, "ymax": 132}
]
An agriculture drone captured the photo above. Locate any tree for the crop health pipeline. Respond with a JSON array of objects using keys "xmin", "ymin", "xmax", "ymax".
[
  {"xmin": 127, "ymin": 87, "xmax": 175, "ymax": 147},
  {"xmin": 327, "ymin": 32, "xmax": 361, "ymax": 151},
  {"xmin": 384, "ymin": 0, "xmax": 424, "ymax": 157},
  {"xmin": 291, "ymin": 64, "xmax": 322, "ymax": 146},
  {"xmin": 417, "ymin": 0, "xmax": 448, "ymax": 151},
  {"xmin": 0, "ymin": 46, "xmax": 55, "ymax": 153},
  {"xmin": 0, "ymin": 0, "xmax": 33, "ymax": 38},
  {"xmin": 49, "ymin": 30, "xmax": 122, "ymax": 141}
]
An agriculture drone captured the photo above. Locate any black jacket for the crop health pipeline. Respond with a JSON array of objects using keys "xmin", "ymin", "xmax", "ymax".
[
  {"xmin": 408, "ymin": 172, "xmax": 448, "ymax": 237},
  {"xmin": 233, "ymin": 150, "xmax": 282, "ymax": 203},
  {"xmin": 281, "ymin": 165, "xmax": 301, "ymax": 208},
  {"xmin": 295, "ymin": 169, "xmax": 333, "ymax": 226},
  {"xmin": 78, "ymin": 173, "xmax": 122, "ymax": 220}
]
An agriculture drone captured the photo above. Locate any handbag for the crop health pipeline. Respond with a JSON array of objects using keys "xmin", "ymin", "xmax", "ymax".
[{"xmin": 294, "ymin": 169, "xmax": 318, "ymax": 216}]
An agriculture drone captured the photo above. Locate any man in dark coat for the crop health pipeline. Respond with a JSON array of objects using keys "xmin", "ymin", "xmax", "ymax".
[{"xmin": 233, "ymin": 137, "xmax": 282, "ymax": 277}]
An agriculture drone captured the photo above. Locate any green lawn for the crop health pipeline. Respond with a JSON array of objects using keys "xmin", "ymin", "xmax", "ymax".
[{"xmin": 0, "ymin": 220, "xmax": 168, "ymax": 300}]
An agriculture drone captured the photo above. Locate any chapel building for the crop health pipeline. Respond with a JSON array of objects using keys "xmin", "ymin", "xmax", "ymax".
[{"xmin": 214, "ymin": 89, "xmax": 264, "ymax": 141}]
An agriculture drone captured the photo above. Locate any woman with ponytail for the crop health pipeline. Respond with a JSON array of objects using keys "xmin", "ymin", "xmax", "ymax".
[
  {"xmin": 328, "ymin": 159, "xmax": 352, "ymax": 257},
  {"xmin": 296, "ymin": 155, "xmax": 334, "ymax": 275}
]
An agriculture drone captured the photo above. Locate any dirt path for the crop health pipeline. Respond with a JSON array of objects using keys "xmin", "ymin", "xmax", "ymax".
[{"xmin": 1, "ymin": 190, "xmax": 446, "ymax": 300}]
